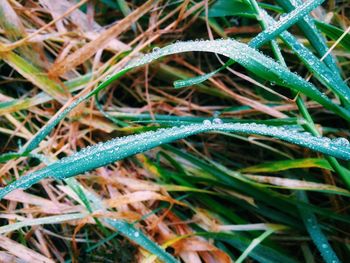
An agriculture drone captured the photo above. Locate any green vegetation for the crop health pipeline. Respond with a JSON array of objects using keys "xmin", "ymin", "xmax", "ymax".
[{"xmin": 0, "ymin": 0, "xmax": 349, "ymax": 262}]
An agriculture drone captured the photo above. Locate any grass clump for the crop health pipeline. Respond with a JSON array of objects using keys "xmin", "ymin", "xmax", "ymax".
[{"xmin": 0, "ymin": 0, "xmax": 350, "ymax": 262}]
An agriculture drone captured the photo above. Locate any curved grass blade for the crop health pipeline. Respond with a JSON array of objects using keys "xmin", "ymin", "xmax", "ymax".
[
  {"xmin": 1, "ymin": 122, "xmax": 349, "ymax": 200},
  {"xmin": 4, "ymin": 36, "xmax": 349, "ymax": 163},
  {"xmin": 2, "ymin": 39, "xmax": 349, "ymax": 163},
  {"xmin": 174, "ymin": 0, "xmax": 325, "ymax": 88},
  {"xmin": 144, "ymin": 39, "xmax": 350, "ymax": 121},
  {"xmin": 297, "ymin": 191, "xmax": 340, "ymax": 263}
]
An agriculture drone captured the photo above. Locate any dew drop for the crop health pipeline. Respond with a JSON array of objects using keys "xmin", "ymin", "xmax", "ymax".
[
  {"xmin": 213, "ymin": 118, "xmax": 223, "ymax": 124},
  {"xmin": 332, "ymin": 137, "xmax": 349, "ymax": 146},
  {"xmin": 203, "ymin": 119, "xmax": 211, "ymax": 126},
  {"xmin": 213, "ymin": 111, "xmax": 220, "ymax": 118},
  {"xmin": 153, "ymin": 46, "xmax": 160, "ymax": 52},
  {"xmin": 134, "ymin": 231, "xmax": 140, "ymax": 238}
]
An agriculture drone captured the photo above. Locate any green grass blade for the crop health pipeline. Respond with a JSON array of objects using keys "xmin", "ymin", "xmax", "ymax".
[
  {"xmin": 5, "ymin": 36, "xmax": 350, "ymax": 163},
  {"xmin": 297, "ymin": 191, "xmax": 340, "ymax": 263},
  {"xmin": 249, "ymin": 0, "xmax": 324, "ymax": 47},
  {"xmin": 315, "ymin": 20, "xmax": 350, "ymax": 52},
  {"xmin": 174, "ymin": 0, "xmax": 325, "ymax": 88},
  {"xmin": 261, "ymin": 10, "xmax": 350, "ymax": 104},
  {"xmin": 0, "ymin": 51, "xmax": 69, "ymax": 103},
  {"xmin": 207, "ymin": 0, "xmax": 256, "ymax": 18},
  {"xmin": 274, "ymin": 0, "xmax": 342, "ymax": 77},
  {"xmin": 1, "ymin": 122, "xmax": 349, "ymax": 199},
  {"xmin": 240, "ymin": 158, "xmax": 332, "ymax": 173},
  {"xmin": 148, "ymin": 39, "xmax": 350, "ymax": 121},
  {"xmin": 236, "ymin": 228, "xmax": 276, "ymax": 263},
  {"xmin": 164, "ymin": 145, "xmax": 350, "ymax": 224}
]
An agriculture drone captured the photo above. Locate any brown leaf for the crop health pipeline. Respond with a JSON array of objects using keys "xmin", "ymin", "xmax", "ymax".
[
  {"xmin": 49, "ymin": 0, "xmax": 157, "ymax": 77},
  {"xmin": 0, "ymin": 236, "xmax": 54, "ymax": 263}
]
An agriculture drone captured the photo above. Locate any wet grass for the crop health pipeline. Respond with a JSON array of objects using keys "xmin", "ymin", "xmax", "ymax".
[{"xmin": 0, "ymin": 0, "xmax": 350, "ymax": 262}]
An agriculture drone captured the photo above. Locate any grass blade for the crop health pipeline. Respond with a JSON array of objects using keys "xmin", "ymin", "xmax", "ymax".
[
  {"xmin": 261, "ymin": 10, "xmax": 350, "ymax": 104},
  {"xmin": 174, "ymin": 0, "xmax": 325, "ymax": 88},
  {"xmin": 240, "ymin": 158, "xmax": 332, "ymax": 173},
  {"xmin": 1, "ymin": 122, "xmax": 349, "ymax": 199},
  {"xmin": 144, "ymin": 39, "xmax": 350, "ymax": 121},
  {"xmin": 275, "ymin": 0, "xmax": 342, "ymax": 77},
  {"xmin": 297, "ymin": 191, "xmax": 340, "ymax": 263}
]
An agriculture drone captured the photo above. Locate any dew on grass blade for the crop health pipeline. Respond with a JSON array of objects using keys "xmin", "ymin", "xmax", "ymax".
[{"xmin": 332, "ymin": 137, "xmax": 349, "ymax": 146}]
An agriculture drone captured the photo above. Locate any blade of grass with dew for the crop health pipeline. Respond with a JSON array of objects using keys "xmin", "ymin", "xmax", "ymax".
[
  {"xmin": 137, "ymin": 39, "xmax": 350, "ymax": 119},
  {"xmin": 103, "ymin": 112, "xmax": 298, "ymax": 125},
  {"xmin": 297, "ymin": 191, "xmax": 341, "ymax": 263},
  {"xmin": 1, "ymin": 122, "xmax": 350, "ymax": 199},
  {"xmin": 65, "ymin": 178, "xmax": 178, "ymax": 263},
  {"xmin": 253, "ymin": 2, "xmax": 350, "ymax": 189},
  {"xmin": 260, "ymin": 10, "xmax": 350, "ymax": 104},
  {"xmin": 274, "ymin": 0, "xmax": 342, "ymax": 77},
  {"xmin": 130, "ymin": 39, "xmax": 350, "ymax": 120},
  {"xmin": 174, "ymin": 0, "xmax": 325, "ymax": 88},
  {"xmin": 4, "ymin": 36, "xmax": 350, "ymax": 163}
]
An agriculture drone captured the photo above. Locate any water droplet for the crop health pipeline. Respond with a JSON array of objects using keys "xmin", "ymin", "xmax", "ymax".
[
  {"xmin": 323, "ymin": 138, "xmax": 331, "ymax": 147},
  {"xmin": 203, "ymin": 120, "xmax": 211, "ymax": 126},
  {"xmin": 213, "ymin": 111, "xmax": 220, "ymax": 118},
  {"xmin": 213, "ymin": 118, "xmax": 223, "ymax": 124},
  {"xmin": 321, "ymin": 243, "xmax": 328, "ymax": 249},
  {"xmin": 134, "ymin": 231, "xmax": 140, "ymax": 237},
  {"xmin": 153, "ymin": 46, "xmax": 160, "ymax": 52},
  {"xmin": 332, "ymin": 137, "xmax": 349, "ymax": 146}
]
